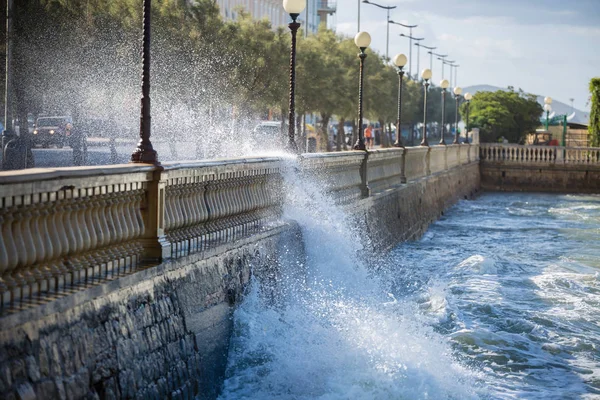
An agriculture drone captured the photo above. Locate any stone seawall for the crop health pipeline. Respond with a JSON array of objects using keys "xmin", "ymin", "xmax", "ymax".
[
  {"xmin": 481, "ymin": 164, "xmax": 600, "ymax": 193},
  {"xmin": 0, "ymin": 147, "xmax": 480, "ymax": 399},
  {"xmin": 359, "ymin": 162, "xmax": 480, "ymax": 252},
  {"xmin": 0, "ymin": 224, "xmax": 303, "ymax": 400},
  {"xmin": 480, "ymin": 144, "xmax": 600, "ymax": 193}
]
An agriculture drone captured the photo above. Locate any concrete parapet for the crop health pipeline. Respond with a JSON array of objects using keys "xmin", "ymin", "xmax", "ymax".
[
  {"xmin": 403, "ymin": 146, "xmax": 429, "ymax": 181},
  {"xmin": 429, "ymin": 146, "xmax": 447, "ymax": 175},
  {"xmin": 366, "ymin": 148, "xmax": 404, "ymax": 193}
]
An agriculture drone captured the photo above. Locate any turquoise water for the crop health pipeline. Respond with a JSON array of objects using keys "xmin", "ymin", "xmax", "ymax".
[{"xmin": 220, "ymin": 177, "xmax": 600, "ymax": 399}]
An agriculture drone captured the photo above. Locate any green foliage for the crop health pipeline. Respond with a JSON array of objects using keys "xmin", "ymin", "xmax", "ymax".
[
  {"xmin": 11, "ymin": 0, "xmax": 424, "ymax": 147},
  {"xmin": 460, "ymin": 88, "xmax": 543, "ymax": 143},
  {"xmin": 589, "ymin": 78, "xmax": 600, "ymax": 147}
]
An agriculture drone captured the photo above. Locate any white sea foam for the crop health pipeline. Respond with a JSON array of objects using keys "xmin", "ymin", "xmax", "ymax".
[{"xmin": 220, "ymin": 158, "xmax": 480, "ymax": 399}]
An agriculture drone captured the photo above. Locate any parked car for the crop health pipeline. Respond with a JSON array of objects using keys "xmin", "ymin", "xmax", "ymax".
[
  {"xmin": 253, "ymin": 121, "xmax": 285, "ymax": 148},
  {"xmin": 32, "ymin": 116, "xmax": 74, "ymax": 148}
]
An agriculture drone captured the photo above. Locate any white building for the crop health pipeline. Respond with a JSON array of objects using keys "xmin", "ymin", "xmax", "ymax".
[{"xmin": 214, "ymin": 0, "xmax": 336, "ymax": 34}]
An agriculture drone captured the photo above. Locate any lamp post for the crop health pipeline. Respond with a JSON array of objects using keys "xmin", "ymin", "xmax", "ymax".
[
  {"xmin": 421, "ymin": 69, "xmax": 432, "ymax": 146},
  {"xmin": 389, "ymin": 20, "xmax": 418, "ymax": 76},
  {"xmin": 399, "ymin": 33, "xmax": 424, "ymax": 79},
  {"xmin": 544, "ymin": 96, "xmax": 553, "ymax": 130},
  {"xmin": 430, "ymin": 52, "xmax": 447, "ymax": 82},
  {"xmin": 131, "ymin": 0, "xmax": 159, "ymax": 164},
  {"xmin": 453, "ymin": 86, "xmax": 462, "ymax": 144},
  {"xmin": 283, "ymin": 0, "xmax": 307, "ymax": 153},
  {"xmin": 362, "ymin": 0, "xmax": 396, "ymax": 61},
  {"xmin": 393, "ymin": 53, "xmax": 407, "ymax": 147},
  {"xmin": 354, "ymin": 31, "xmax": 371, "ymax": 151},
  {"xmin": 440, "ymin": 79, "xmax": 449, "ymax": 145},
  {"xmin": 453, "ymin": 64, "xmax": 460, "ymax": 87},
  {"xmin": 464, "ymin": 92, "xmax": 472, "ymax": 143},
  {"xmin": 416, "ymin": 43, "xmax": 436, "ymax": 72},
  {"xmin": 438, "ymin": 58, "xmax": 454, "ymax": 82}
]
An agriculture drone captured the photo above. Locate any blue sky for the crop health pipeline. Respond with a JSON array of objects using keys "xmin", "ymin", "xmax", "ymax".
[{"xmin": 333, "ymin": 0, "xmax": 600, "ymax": 111}]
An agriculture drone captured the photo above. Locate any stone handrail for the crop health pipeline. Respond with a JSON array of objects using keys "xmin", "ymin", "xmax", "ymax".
[
  {"xmin": 565, "ymin": 147, "xmax": 600, "ymax": 164},
  {"xmin": 429, "ymin": 146, "xmax": 447, "ymax": 175},
  {"xmin": 300, "ymin": 152, "xmax": 366, "ymax": 203},
  {"xmin": 480, "ymin": 144, "xmax": 558, "ymax": 164},
  {"xmin": 366, "ymin": 148, "xmax": 405, "ymax": 193},
  {"xmin": 446, "ymin": 144, "xmax": 460, "ymax": 168},
  {"xmin": 481, "ymin": 144, "xmax": 600, "ymax": 166},
  {"xmin": 460, "ymin": 144, "xmax": 471, "ymax": 164},
  {"xmin": 403, "ymin": 146, "xmax": 429, "ymax": 181},
  {"xmin": 161, "ymin": 158, "xmax": 284, "ymax": 258},
  {"xmin": 0, "ymin": 146, "xmax": 478, "ymax": 311},
  {"xmin": 0, "ymin": 165, "xmax": 156, "ymax": 300}
]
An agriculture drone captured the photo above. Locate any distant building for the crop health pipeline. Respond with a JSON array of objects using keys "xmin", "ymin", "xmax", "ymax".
[{"xmin": 213, "ymin": 0, "xmax": 336, "ymax": 33}]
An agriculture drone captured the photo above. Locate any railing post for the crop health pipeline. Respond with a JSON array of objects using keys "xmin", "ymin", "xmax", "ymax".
[
  {"xmin": 140, "ymin": 169, "xmax": 171, "ymax": 263},
  {"xmin": 359, "ymin": 151, "xmax": 371, "ymax": 197},
  {"xmin": 555, "ymin": 146, "xmax": 564, "ymax": 164},
  {"xmin": 400, "ymin": 147, "xmax": 407, "ymax": 183}
]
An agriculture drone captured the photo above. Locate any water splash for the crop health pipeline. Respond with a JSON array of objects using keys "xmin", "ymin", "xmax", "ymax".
[{"xmin": 220, "ymin": 158, "xmax": 481, "ymax": 399}]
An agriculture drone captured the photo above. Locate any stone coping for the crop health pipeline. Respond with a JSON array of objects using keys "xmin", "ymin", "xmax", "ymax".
[{"xmin": 0, "ymin": 164, "xmax": 157, "ymax": 184}]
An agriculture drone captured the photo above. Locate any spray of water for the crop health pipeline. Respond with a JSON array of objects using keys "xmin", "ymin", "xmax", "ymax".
[{"xmin": 219, "ymin": 157, "xmax": 483, "ymax": 399}]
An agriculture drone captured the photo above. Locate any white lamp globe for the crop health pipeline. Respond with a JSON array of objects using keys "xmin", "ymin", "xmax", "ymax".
[
  {"xmin": 393, "ymin": 54, "xmax": 407, "ymax": 68},
  {"xmin": 440, "ymin": 79, "xmax": 449, "ymax": 89},
  {"xmin": 354, "ymin": 31, "xmax": 371, "ymax": 48},
  {"xmin": 283, "ymin": 0, "xmax": 306, "ymax": 14},
  {"xmin": 544, "ymin": 104, "xmax": 552, "ymax": 112},
  {"xmin": 544, "ymin": 96, "xmax": 552, "ymax": 105},
  {"xmin": 453, "ymin": 87, "xmax": 463, "ymax": 96},
  {"xmin": 421, "ymin": 69, "xmax": 432, "ymax": 81},
  {"xmin": 464, "ymin": 92, "xmax": 473, "ymax": 101}
]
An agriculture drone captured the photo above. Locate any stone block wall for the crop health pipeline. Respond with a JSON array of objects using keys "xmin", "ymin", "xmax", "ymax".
[
  {"xmin": 0, "ymin": 224, "xmax": 301, "ymax": 400},
  {"xmin": 358, "ymin": 162, "xmax": 480, "ymax": 252},
  {"xmin": 481, "ymin": 164, "xmax": 600, "ymax": 193}
]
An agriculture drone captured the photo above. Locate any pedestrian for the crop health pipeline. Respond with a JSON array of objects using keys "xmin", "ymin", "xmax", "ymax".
[{"xmin": 365, "ymin": 124, "xmax": 373, "ymax": 149}]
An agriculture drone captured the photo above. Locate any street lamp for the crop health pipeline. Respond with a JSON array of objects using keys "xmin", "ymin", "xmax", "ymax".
[
  {"xmin": 453, "ymin": 86, "xmax": 462, "ymax": 144},
  {"xmin": 421, "ymin": 69, "xmax": 432, "ymax": 146},
  {"xmin": 428, "ymin": 51, "xmax": 446, "ymax": 82},
  {"xmin": 416, "ymin": 43, "xmax": 436, "ymax": 71},
  {"xmin": 362, "ymin": 0, "xmax": 396, "ymax": 61},
  {"xmin": 354, "ymin": 31, "xmax": 371, "ymax": 151},
  {"xmin": 398, "ymin": 32, "xmax": 423, "ymax": 79},
  {"xmin": 131, "ymin": 0, "xmax": 159, "ymax": 164},
  {"xmin": 389, "ymin": 20, "xmax": 418, "ymax": 76},
  {"xmin": 440, "ymin": 79, "xmax": 449, "ymax": 145},
  {"xmin": 464, "ymin": 92, "xmax": 472, "ymax": 143},
  {"xmin": 438, "ymin": 58, "xmax": 454, "ymax": 83},
  {"xmin": 544, "ymin": 96, "xmax": 553, "ymax": 130},
  {"xmin": 393, "ymin": 53, "xmax": 407, "ymax": 147},
  {"xmin": 283, "ymin": 0, "xmax": 307, "ymax": 153}
]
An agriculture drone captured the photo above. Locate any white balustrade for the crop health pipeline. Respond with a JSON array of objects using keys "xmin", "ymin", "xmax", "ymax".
[
  {"xmin": 481, "ymin": 144, "xmax": 600, "ymax": 166},
  {"xmin": 300, "ymin": 152, "xmax": 366, "ymax": 203},
  {"xmin": 161, "ymin": 158, "xmax": 284, "ymax": 257},
  {"xmin": 0, "ymin": 165, "xmax": 154, "ymax": 306}
]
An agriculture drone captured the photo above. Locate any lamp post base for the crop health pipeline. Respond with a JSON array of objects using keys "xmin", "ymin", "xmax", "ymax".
[
  {"xmin": 353, "ymin": 140, "xmax": 366, "ymax": 151},
  {"xmin": 131, "ymin": 142, "xmax": 159, "ymax": 164}
]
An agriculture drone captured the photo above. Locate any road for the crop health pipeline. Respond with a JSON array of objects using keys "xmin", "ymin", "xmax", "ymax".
[{"xmin": 1, "ymin": 140, "xmax": 209, "ymax": 169}]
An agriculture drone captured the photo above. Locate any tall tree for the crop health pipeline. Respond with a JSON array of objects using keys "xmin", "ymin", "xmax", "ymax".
[
  {"xmin": 589, "ymin": 78, "xmax": 600, "ymax": 147},
  {"xmin": 461, "ymin": 89, "xmax": 542, "ymax": 143}
]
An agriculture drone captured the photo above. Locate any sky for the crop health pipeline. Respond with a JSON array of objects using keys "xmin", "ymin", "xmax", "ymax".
[{"xmin": 332, "ymin": 0, "xmax": 600, "ymax": 111}]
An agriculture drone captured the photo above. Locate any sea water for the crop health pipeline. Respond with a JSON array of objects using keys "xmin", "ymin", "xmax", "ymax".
[{"xmin": 219, "ymin": 162, "xmax": 600, "ymax": 399}]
